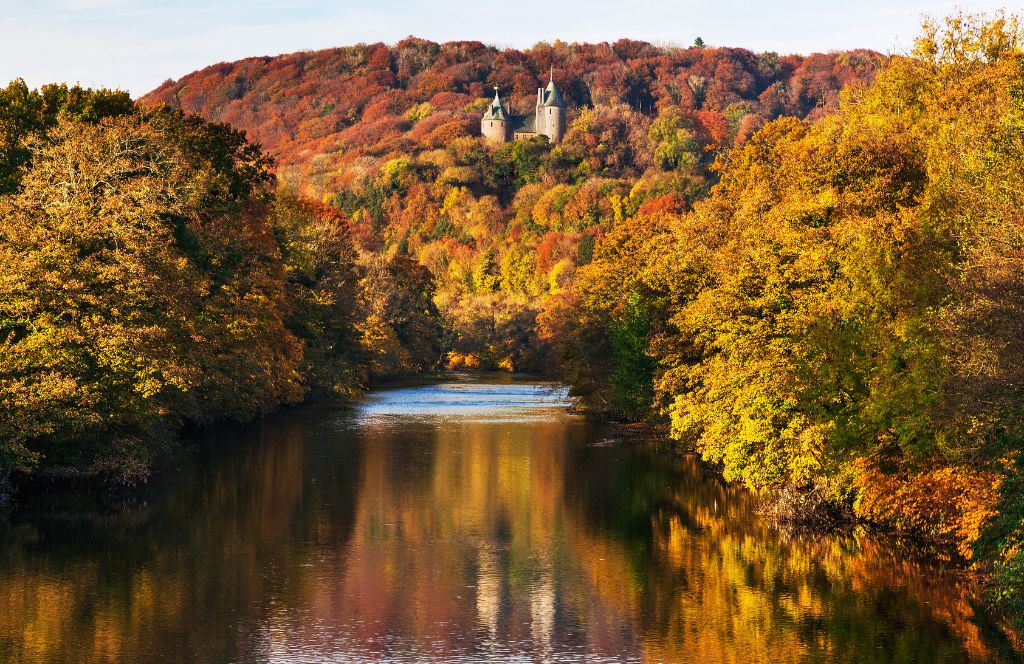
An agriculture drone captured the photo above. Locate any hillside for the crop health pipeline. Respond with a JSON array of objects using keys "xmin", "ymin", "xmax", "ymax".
[
  {"xmin": 140, "ymin": 38, "xmax": 880, "ymax": 371},
  {"xmin": 142, "ymin": 39, "xmax": 879, "ymax": 193}
]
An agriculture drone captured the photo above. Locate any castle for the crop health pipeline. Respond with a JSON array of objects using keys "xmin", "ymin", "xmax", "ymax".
[{"xmin": 481, "ymin": 72, "xmax": 566, "ymax": 145}]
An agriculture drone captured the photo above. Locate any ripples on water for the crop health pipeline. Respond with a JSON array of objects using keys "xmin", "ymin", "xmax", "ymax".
[
  {"xmin": 354, "ymin": 380, "xmax": 574, "ymax": 426},
  {"xmin": 0, "ymin": 374, "xmax": 1021, "ymax": 663}
]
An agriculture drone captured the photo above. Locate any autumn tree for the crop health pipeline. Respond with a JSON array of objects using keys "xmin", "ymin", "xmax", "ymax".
[{"xmin": 0, "ymin": 109, "xmax": 303, "ymax": 488}]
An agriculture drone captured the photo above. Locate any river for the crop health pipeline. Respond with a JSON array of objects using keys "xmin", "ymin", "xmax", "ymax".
[{"xmin": 0, "ymin": 375, "xmax": 1020, "ymax": 663}]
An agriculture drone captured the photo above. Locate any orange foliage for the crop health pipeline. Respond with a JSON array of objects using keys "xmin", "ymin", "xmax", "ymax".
[
  {"xmin": 853, "ymin": 459, "xmax": 1002, "ymax": 559},
  {"xmin": 695, "ymin": 110, "xmax": 730, "ymax": 148},
  {"xmin": 637, "ymin": 193, "xmax": 687, "ymax": 216},
  {"xmin": 141, "ymin": 41, "xmax": 880, "ymax": 199}
]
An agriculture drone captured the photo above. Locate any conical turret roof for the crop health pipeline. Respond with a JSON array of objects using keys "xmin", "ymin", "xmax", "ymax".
[
  {"xmin": 483, "ymin": 87, "xmax": 509, "ymax": 121},
  {"xmin": 543, "ymin": 73, "xmax": 565, "ymax": 108}
]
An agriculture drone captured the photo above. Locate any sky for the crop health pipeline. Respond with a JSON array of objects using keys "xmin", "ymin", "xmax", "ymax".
[{"xmin": 0, "ymin": 0, "xmax": 1015, "ymax": 96}]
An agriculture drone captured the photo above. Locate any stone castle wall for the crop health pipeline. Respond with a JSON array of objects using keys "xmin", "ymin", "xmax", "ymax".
[
  {"xmin": 542, "ymin": 105, "xmax": 565, "ymax": 143},
  {"xmin": 481, "ymin": 118, "xmax": 508, "ymax": 143},
  {"xmin": 482, "ymin": 82, "xmax": 565, "ymax": 145}
]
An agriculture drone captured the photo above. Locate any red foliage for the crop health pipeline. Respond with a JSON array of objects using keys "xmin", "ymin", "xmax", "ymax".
[
  {"xmin": 637, "ymin": 193, "xmax": 687, "ymax": 216},
  {"xmin": 694, "ymin": 111, "xmax": 730, "ymax": 149},
  {"xmin": 141, "ymin": 40, "xmax": 882, "ymax": 195},
  {"xmin": 424, "ymin": 119, "xmax": 474, "ymax": 148}
]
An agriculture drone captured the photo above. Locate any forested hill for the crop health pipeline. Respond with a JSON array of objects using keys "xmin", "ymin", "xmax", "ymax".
[
  {"xmin": 141, "ymin": 39, "xmax": 879, "ymax": 194},
  {"xmin": 139, "ymin": 39, "xmax": 880, "ymax": 373}
]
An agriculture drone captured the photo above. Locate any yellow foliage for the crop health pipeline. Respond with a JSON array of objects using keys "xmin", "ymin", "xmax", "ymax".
[{"xmin": 446, "ymin": 351, "xmax": 481, "ymax": 371}]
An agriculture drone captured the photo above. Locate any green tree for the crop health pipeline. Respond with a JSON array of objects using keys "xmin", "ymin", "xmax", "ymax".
[
  {"xmin": 272, "ymin": 192, "xmax": 363, "ymax": 396},
  {"xmin": 607, "ymin": 292, "xmax": 656, "ymax": 420},
  {"xmin": 648, "ymin": 107, "xmax": 700, "ymax": 171},
  {"xmin": 0, "ymin": 80, "xmax": 134, "ymax": 194}
]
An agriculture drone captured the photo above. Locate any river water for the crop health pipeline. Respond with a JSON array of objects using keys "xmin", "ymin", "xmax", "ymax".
[{"xmin": 0, "ymin": 375, "xmax": 1020, "ymax": 663}]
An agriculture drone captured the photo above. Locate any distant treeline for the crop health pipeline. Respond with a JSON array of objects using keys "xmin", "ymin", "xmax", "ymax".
[{"xmin": 143, "ymin": 35, "xmax": 879, "ymax": 193}]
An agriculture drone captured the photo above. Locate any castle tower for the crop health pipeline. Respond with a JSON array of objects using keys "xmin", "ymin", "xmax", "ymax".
[
  {"xmin": 539, "ymin": 69, "xmax": 566, "ymax": 143},
  {"xmin": 481, "ymin": 87, "xmax": 510, "ymax": 144}
]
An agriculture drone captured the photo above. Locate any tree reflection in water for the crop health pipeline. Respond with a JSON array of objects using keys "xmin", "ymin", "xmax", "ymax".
[{"xmin": 0, "ymin": 377, "xmax": 1020, "ymax": 663}]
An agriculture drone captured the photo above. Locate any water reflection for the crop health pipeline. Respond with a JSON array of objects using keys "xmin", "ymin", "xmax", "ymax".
[{"xmin": 0, "ymin": 376, "xmax": 1020, "ymax": 663}]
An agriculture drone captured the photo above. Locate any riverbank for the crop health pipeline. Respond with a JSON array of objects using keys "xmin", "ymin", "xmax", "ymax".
[
  {"xmin": 0, "ymin": 86, "xmax": 452, "ymax": 514},
  {"xmin": 594, "ymin": 415, "xmax": 1000, "ymax": 571}
]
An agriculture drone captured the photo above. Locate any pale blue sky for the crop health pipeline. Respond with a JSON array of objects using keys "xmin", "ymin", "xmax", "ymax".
[{"xmin": 0, "ymin": 0, "xmax": 1014, "ymax": 96}]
